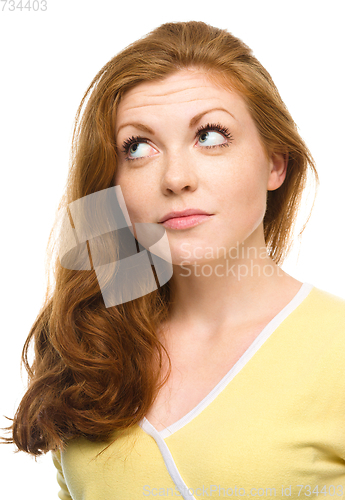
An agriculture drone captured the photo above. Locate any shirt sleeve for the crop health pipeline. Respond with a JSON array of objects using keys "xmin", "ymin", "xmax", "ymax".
[{"xmin": 51, "ymin": 449, "xmax": 73, "ymax": 500}]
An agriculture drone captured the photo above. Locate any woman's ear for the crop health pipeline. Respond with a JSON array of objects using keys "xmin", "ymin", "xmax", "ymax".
[{"xmin": 267, "ymin": 152, "xmax": 288, "ymax": 191}]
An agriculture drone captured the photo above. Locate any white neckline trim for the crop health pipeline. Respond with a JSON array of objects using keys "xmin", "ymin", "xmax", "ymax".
[
  {"xmin": 140, "ymin": 418, "xmax": 197, "ymax": 500},
  {"xmin": 140, "ymin": 282, "xmax": 314, "ymax": 441}
]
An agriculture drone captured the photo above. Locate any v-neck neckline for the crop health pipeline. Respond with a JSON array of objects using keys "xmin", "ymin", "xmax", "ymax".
[{"xmin": 140, "ymin": 282, "xmax": 314, "ymax": 439}]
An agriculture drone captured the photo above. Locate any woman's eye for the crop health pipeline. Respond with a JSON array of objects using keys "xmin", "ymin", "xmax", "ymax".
[
  {"xmin": 127, "ymin": 142, "xmax": 156, "ymax": 159},
  {"xmin": 122, "ymin": 125, "xmax": 232, "ymax": 160},
  {"xmin": 198, "ymin": 130, "xmax": 227, "ymax": 147}
]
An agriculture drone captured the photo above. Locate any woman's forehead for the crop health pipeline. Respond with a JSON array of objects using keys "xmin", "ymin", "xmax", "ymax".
[
  {"xmin": 115, "ymin": 69, "xmax": 247, "ymax": 129},
  {"xmin": 118, "ymin": 68, "xmax": 236, "ymax": 103}
]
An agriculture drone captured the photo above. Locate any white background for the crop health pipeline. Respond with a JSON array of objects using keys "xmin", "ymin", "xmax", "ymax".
[{"xmin": 0, "ymin": 1, "xmax": 344, "ymax": 498}]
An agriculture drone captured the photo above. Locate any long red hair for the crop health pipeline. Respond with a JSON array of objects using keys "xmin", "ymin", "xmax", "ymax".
[{"xmin": 2, "ymin": 20, "xmax": 318, "ymax": 455}]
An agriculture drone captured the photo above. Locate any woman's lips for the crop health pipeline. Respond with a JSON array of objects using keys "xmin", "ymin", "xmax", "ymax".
[{"xmin": 161, "ymin": 214, "xmax": 213, "ymax": 229}]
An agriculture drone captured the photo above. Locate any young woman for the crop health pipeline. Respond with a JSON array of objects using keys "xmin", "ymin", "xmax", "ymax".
[{"xmin": 4, "ymin": 21, "xmax": 345, "ymax": 499}]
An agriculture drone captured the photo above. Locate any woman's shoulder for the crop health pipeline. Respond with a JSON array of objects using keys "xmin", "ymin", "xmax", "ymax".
[
  {"xmin": 269, "ymin": 283, "xmax": 345, "ymax": 385},
  {"xmin": 293, "ymin": 283, "xmax": 345, "ymax": 350},
  {"xmin": 306, "ymin": 284, "xmax": 345, "ymax": 317}
]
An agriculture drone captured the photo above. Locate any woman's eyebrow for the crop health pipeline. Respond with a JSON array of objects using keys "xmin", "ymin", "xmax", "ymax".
[
  {"xmin": 190, "ymin": 107, "xmax": 237, "ymax": 127},
  {"xmin": 116, "ymin": 107, "xmax": 236, "ymax": 135},
  {"xmin": 117, "ymin": 122, "xmax": 154, "ymax": 135}
]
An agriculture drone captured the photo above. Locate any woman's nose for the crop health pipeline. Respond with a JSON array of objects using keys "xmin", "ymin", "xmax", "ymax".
[{"xmin": 160, "ymin": 150, "xmax": 198, "ymax": 195}]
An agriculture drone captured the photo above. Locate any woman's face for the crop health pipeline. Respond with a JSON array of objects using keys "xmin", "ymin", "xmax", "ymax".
[{"xmin": 114, "ymin": 68, "xmax": 286, "ymax": 267}]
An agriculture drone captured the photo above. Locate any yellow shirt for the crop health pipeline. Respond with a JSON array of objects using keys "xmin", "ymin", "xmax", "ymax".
[{"xmin": 52, "ymin": 283, "xmax": 345, "ymax": 499}]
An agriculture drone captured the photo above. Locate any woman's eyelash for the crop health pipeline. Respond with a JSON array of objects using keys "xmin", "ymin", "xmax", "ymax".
[
  {"xmin": 120, "ymin": 122, "xmax": 233, "ymax": 159},
  {"xmin": 121, "ymin": 135, "xmax": 148, "ymax": 156},
  {"xmin": 195, "ymin": 122, "xmax": 233, "ymax": 142}
]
